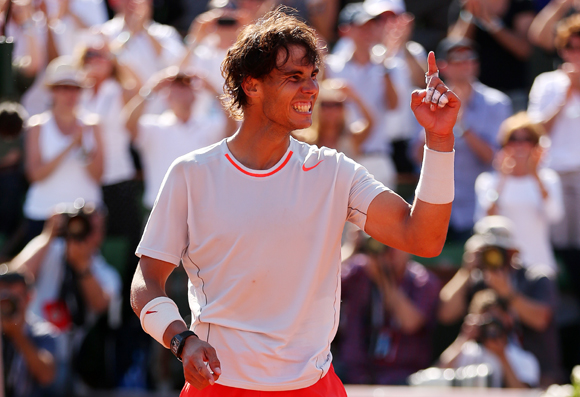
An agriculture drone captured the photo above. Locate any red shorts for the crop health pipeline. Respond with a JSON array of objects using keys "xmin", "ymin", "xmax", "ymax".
[{"xmin": 180, "ymin": 365, "xmax": 347, "ymax": 397}]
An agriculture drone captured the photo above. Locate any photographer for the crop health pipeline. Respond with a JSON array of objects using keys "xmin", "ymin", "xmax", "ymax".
[
  {"xmin": 0, "ymin": 271, "xmax": 58, "ymax": 397},
  {"xmin": 438, "ymin": 289, "xmax": 539, "ymax": 388},
  {"xmin": 438, "ymin": 215, "xmax": 564, "ymax": 387},
  {"xmin": 9, "ymin": 200, "xmax": 121, "ymax": 391},
  {"xmin": 335, "ymin": 232, "xmax": 441, "ymax": 385}
]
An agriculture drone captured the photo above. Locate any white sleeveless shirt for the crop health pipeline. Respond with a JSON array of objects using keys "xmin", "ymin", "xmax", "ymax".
[{"xmin": 23, "ymin": 112, "xmax": 103, "ymax": 220}]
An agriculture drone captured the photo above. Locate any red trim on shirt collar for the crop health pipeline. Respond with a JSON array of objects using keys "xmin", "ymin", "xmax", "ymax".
[{"xmin": 225, "ymin": 151, "xmax": 294, "ymax": 177}]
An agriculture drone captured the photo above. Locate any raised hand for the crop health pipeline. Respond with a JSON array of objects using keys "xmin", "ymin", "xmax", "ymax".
[{"xmin": 410, "ymin": 52, "xmax": 460, "ymax": 147}]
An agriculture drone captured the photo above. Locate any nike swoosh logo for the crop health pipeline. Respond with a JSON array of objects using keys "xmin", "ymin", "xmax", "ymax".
[
  {"xmin": 145, "ymin": 310, "xmax": 157, "ymax": 315},
  {"xmin": 302, "ymin": 160, "xmax": 323, "ymax": 172}
]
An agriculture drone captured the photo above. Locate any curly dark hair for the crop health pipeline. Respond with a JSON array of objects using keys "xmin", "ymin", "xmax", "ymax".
[{"xmin": 221, "ymin": 6, "xmax": 322, "ymax": 120}]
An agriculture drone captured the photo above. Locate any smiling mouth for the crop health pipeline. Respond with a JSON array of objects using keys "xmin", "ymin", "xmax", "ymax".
[{"xmin": 293, "ymin": 102, "xmax": 312, "ymax": 114}]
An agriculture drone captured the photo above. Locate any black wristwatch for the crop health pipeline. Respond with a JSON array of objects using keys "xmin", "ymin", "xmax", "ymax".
[{"xmin": 170, "ymin": 330, "xmax": 198, "ymax": 361}]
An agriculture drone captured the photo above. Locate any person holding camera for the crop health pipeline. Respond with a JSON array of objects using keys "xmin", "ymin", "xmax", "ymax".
[
  {"xmin": 438, "ymin": 215, "xmax": 564, "ymax": 387},
  {"xmin": 335, "ymin": 233, "xmax": 441, "ymax": 385},
  {"xmin": 0, "ymin": 272, "xmax": 59, "ymax": 397},
  {"xmin": 438, "ymin": 288, "xmax": 540, "ymax": 388},
  {"xmin": 9, "ymin": 201, "xmax": 122, "ymax": 392}
]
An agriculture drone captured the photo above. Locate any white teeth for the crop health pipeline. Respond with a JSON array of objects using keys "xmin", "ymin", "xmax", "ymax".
[{"xmin": 293, "ymin": 103, "xmax": 311, "ymax": 113}]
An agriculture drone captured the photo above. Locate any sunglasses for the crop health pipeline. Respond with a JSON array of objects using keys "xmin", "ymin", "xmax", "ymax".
[
  {"xmin": 507, "ymin": 135, "xmax": 536, "ymax": 144},
  {"xmin": 53, "ymin": 85, "xmax": 82, "ymax": 91},
  {"xmin": 447, "ymin": 50, "xmax": 478, "ymax": 63},
  {"xmin": 84, "ymin": 50, "xmax": 110, "ymax": 61}
]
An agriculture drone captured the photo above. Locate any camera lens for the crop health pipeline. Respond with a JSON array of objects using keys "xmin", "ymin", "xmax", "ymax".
[{"xmin": 0, "ymin": 296, "xmax": 18, "ymax": 318}]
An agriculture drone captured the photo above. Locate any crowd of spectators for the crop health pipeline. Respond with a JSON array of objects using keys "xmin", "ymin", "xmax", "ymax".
[{"xmin": 1, "ymin": 0, "xmax": 580, "ymax": 394}]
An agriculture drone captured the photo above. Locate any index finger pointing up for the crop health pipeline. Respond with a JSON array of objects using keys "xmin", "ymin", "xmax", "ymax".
[{"xmin": 427, "ymin": 51, "xmax": 438, "ymax": 77}]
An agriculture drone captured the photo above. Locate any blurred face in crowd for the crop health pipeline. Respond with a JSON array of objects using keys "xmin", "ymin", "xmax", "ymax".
[
  {"xmin": 380, "ymin": 246, "xmax": 410, "ymax": 281},
  {"xmin": 441, "ymin": 47, "xmax": 479, "ymax": 84},
  {"xmin": 167, "ymin": 75, "xmax": 197, "ymax": 111},
  {"xmin": 561, "ymin": 34, "xmax": 580, "ymax": 67},
  {"xmin": 51, "ymin": 84, "xmax": 82, "ymax": 111},
  {"xmin": 124, "ymin": 0, "xmax": 152, "ymax": 23},
  {"xmin": 0, "ymin": 280, "xmax": 29, "ymax": 321},
  {"xmin": 350, "ymin": 18, "xmax": 383, "ymax": 49},
  {"xmin": 503, "ymin": 127, "xmax": 539, "ymax": 164},
  {"xmin": 83, "ymin": 46, "xmax": 114, "ymax": 83}
]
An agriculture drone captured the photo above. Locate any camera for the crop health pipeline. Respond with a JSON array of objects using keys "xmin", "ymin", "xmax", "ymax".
[
  {"xmin": 0, "ymin": 294, "xmax": 20, "ymax": 319},
  {"xmin": 478, "ymin": 315, "xmax": 506, "ymax": 343},
  {"xmin": 55, "ymin": 200, "xmax": 94, "ymax": 241},
  {"xmin": 478, "ymin": 246, "xmax": 508, "ymax": 270}
]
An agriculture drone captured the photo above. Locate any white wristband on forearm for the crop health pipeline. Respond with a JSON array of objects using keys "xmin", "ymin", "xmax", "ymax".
[
  {"xmin": 140, "ymin": 297, "xmax": 186, "ymax": 348},
  {"xmin": 415, "ymin": 145, "xmax": 455, "ymax": 204}
]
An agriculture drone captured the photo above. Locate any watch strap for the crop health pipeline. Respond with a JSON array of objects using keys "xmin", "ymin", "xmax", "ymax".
[{"xmin": 170, "ymin": 330, "xmax": 198, "ymax": 361}]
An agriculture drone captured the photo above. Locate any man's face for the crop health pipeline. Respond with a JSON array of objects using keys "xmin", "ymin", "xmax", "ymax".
[
  {"xmin": 167, "ymin": 77, "xmax": 196, "ymax": 109},
  {"xmin": 254, "ymin": 45, "xmax": 319, "ymax": 132},
  {"xmin": 561, "ymin": 35, "xmax": 580, "ymax": 67},
  {"xmin": 0, "ymin": 282, "xmax": 28, "ymax": 319},
  {"xmin": 441, "ymin": 47, "xmax": 479, "ymax": 84}
]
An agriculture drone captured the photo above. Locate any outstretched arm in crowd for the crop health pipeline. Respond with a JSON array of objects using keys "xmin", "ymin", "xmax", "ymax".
[
  {"xmin": 364, "ymin": 52, "xmax": 459, "ymax": 258},
  {"xmin": 528, "ymin": 0, "xmax": 575, "ymax": 51},
  {"xmin": 449, "ymin": 0, "xmax": 534, "ymax": 61}
]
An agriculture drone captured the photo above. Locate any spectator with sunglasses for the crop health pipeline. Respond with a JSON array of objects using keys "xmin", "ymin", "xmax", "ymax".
[
  {"xmin": 475, "ymin": 112, "xmax": 563, "ymax": 276},
  {"xmin": 415, "ymin": 37, "xmax": 512, "ymax": 243},
  {"xmin": 528, "ymin": 14, "xmax": 580, "ymax": 305}
]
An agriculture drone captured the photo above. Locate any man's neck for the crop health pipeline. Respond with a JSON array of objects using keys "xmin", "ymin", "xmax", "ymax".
[{"xmin": 227, "ymin": 119, "xmax": 291, "ymax": 170}]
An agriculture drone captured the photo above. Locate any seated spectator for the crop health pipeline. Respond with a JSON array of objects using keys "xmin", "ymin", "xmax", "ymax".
[
  {"xmin": 438, "ymin": 215, "xmax": 565, "ymax": 387},
  {"xmin": 448, "ymin": 0, "xmax": 535, "ymax": 111},
  {"xmin": 0, "ymin": 102, "xmax": 28, "ymax": 261},
  {"xmin": 528, "ymin": 13, "xmax": 580, "ymax": 306},
  {"xmin": 0, "ymin": 271, "xmax": 59, "ymax": 397},
  {"xmin": 414, "ymin": 37, "xmax": 511, "ymax": 242},
  {"xmin": 22, "ymin": 57, "xmax": 104, "ymax": 244},
  {"xmin": 124, "ymin": 68, "xmax": 228, "ymax": 213},
  {"xmin": 475, "ymin": 112, "xmax": 564, "ymax": 275},
  {"xmin": 438, "ymin": 289, "xmax": 540, "ymax": 388},
  {"xmin": 335, "ymin": 233, "xmax": 441, "ymax": 385},
  {"xmin": 9, "ymin": 201, "xmax": 122, "ymax": 393}
]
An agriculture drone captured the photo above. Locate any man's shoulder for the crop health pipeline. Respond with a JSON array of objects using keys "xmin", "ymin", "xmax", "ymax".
[{"xmin": 173, "ymin": 139, "xmax": 226, "ymax": 169}]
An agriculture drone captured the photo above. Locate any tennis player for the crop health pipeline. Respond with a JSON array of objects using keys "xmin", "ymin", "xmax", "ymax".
[{"xmin": 130, "ymin": 7, "xmax": 459, "ymax": 396}]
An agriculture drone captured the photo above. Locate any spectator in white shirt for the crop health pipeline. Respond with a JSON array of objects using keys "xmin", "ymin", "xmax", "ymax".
[
  {"xmin": 527, "ymin": 13, "xmax": 580, "ymax": 301},
  {"xmin": 475, "ymin": 112, "xmax": 564, "ymax": 275}
]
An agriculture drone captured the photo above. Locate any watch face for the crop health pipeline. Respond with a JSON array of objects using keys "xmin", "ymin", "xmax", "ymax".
[{"xmin": 171, "ymin": 336, "xmax": 180, "ymax": 355}]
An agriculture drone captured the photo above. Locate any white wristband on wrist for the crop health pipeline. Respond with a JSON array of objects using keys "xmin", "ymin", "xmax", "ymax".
[
  {"xmin": 140, "ymin": 297, "xmax": 186, "ymax": 348},
  {"xmin": 415, "ymin": 145, "xmax": 455, "ymax": 204}
]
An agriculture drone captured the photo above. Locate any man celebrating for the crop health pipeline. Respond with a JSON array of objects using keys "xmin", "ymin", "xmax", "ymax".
[{"xmin": 130, "ymin": 7, "xmax": 459, "ymax": 396}]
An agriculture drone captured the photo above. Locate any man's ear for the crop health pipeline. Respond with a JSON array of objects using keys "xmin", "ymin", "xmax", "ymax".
[{"xmin": 242, "ymin": 76, "xmax": 261, "ymax": 99}]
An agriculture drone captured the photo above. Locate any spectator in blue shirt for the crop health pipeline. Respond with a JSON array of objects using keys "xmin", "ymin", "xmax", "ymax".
[{"xmin": 414, "ymin": 37, "xmax": 512, "ymax": 242}]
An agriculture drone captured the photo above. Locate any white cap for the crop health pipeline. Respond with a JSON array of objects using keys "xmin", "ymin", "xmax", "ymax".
[
  {"xmin": 44, "ymin": 56, "xmax": 85, "ymax": 87},
  {"xmin": 465, "ymin": 216, "xmax": 519, "ymax": 252},
  {"xmin": 363, "ymin": 0, "xmax": 406, "ymax": 16}
]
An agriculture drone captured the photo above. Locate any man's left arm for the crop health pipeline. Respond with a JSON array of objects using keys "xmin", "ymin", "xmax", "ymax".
[{"xmin": 365, "ymin": 52, "xmax": 459, "ymax": 257}]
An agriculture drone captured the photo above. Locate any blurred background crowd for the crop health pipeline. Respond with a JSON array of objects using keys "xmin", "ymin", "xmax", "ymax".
[{"xmin": 1, "ymin": 0, "xmax": 580, "ymax": 395}]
